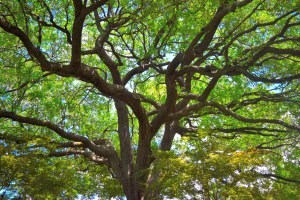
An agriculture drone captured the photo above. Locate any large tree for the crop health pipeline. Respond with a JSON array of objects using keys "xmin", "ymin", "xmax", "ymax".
[{"xmin": 1, "ymin": 0, "xmax": 300, "ymax": 199}]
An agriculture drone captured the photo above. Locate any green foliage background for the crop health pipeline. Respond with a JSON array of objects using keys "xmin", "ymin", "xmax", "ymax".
[{"xmin": 1, "ymin": 0, "xmax": 300, "ymax": 199}]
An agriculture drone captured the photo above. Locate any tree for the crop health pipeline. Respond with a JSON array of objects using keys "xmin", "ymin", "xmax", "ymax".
[{"xmin": 1, "ymin": 0, "xmax": 300, "ymax": 199}]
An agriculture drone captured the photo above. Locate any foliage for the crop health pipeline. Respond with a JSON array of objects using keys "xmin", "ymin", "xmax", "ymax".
[
  {"xmin": 1, "ymin": 149, "xmax": 123, "ymax": 199},
  {"xmin": 0, "ymin": 0, "xmax": 300, "ymax": 199},
  {"xmin": 148, "ymin": 135, "xmax": 300, "ymax": 199}
]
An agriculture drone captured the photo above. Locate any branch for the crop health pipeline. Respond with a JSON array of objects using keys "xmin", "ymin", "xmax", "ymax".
[
  {"xmin": 0, "ymin": 111, "xmax": 115, "ymax": 158},
  {"xmin": 220, "ymin": 127, "xmax": 288, "ymax": 134},
  {"xmin": 136, "ymin": 94, "xmax": 161, "ymax": 110},
  {"xmin": 35, "ymin": 0, "xmax": 72, "ymax": 44},
  {"xmin": 218, "ymin": 124, "xmax": 293, "ymax": 138},
  {"xmin": 81, "ymin": 49, "xmax": 97, "ymax": 55},
  {"xmin": 227, "ymin": 90, "xmax": 300, "ymax": 110},
  {"xmin": 0, "ymin": 133, "xmax": 115, "ymax": 166},
  {"xmin": 198, "ymin": 75, "xmax": 222, "ymax": 102},
  {"xmin": 53, "ymin": 138, "xmax": 111, "ymax": 148},
  {"xmin": 261, "ymin": 173, "xmax": 300, "ymax": 184},
  {"xmin": 71, "ymin": 0, "xmax": 111, "ymax": 64},
  {"xmin": 222, "ymin": 9, "xmax": 299, "ymax": 55},
  {"xmin": 185, "ymin": 0, "xmax": 253, "ymax": 55},
  {"xmin": 4, "ymin": 72, "xmax": 54, "ymax": 93},
  {"xmin": 265, "ymin": 47, "xmax": 300, "ymax": 57},
  {"xmin": 159, "ymin": 121, "xmax": 179, "ymax": 151},
  {"xmin": 0, "ymin": 133, "xmax": 42, "ymax": 144},
  {"xmin": 150, "ymin": 53, "xmax": 185, "ymax": 135},
  {"xmin": 105, "ymin": 40, "xmax": 123, "ymax": 66},
  {"xmin": 176, "ymin": 64, "xmax": 220, "ymax": 77},
  {"xmin": 208, "ymin": 101, "xmax": 300, "ymax": 132},
  {"xmin": 0, "ymin": 111, "xmax": 133, "ymax": 187},
  {"xmin": 0, "ymin": 18, "xmax": 49, "ymax": 67},
  {"xmin": 0, "ymin": 18, "xmax": 148, "ymax": 122},
  {"xmin": 39, "ymin": 150, "xmax": 111, "ymax": 166},
  {"xmin": 114, "ymin": 98, "xmax": 134, "ymax": 180},
  {"xmin": 256, "ymin": 136, "xmax": 297, "ymax": 149},
  {"xmin": 240, "ymin": 69, "xmax": 300, "ymax": 83},
  {"xmin": 122, "ymin": 62, "xmax": 170, "ymax": 86},
  {"xmin": 167, "ymin": 101, "xmax": 300, "ymax": 133},
  {"xmin": 245, "ymin": 46, "xmax": 300, "ymax": 69},
  {"xmin": 217, "ymin": 127, "xmax": 281, "ymax": 138}
]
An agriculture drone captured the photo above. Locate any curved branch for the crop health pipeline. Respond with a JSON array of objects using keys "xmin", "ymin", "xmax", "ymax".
[
  {"xmin": 222, "ymin": 9, "xmax": 299, "ymax": 55},
  {"xmin": 217, "ymin": 128, "xmax": 280, "ymax": 138},
  {"xmin": 5, "ymin": 72, "xmax": 54, "ymax": 93},
  {"xmin": 256, "ymin": 136, "xmax": 297, "ymax": 149},
  {"xmin": 0, "ymin": 111, "xmax": 115, "ymax": 158},
  {"xmin": 167, "ymin": 101, "xmax": 300, "ymax": 133},
  {"xmin": 0, "ymin": 110, "xmax": 132, "ymax": 188},
  {"xmin": 261, "ymin": 173, "xmax": 300, "ymax": 184},
  {"xmin": 220, "ymin": 127, "xmax": 289, "ymax": 134},
  {"xmin": 227, "ymin": 90, "xmax": 300, "ymax": 110},
  {"xmin": 0, "ymin": 18, "xmax": 49, "ymax": 67},
  {"xmin": 245, "ymin": 46, "xmax": 300, "ymax": 68},
  {"xmin": 45, "ymin": 150, "xmax": 111, "ymax": 166},
  {"xmin": 137, "ymin": 94, "xmax": 161, "ymax": 110},
  {"xmin": 122, "ymin": 62, "xmax": 169, "ymax": 86},
  {"xmin": 105, "ymin": 40, "xmax": 123, "ymax": 66},
  {"xmin": 209, "ymin": 101, "xmax": 300, "ymax": 132},
  {"xmin": 36, "ymin": 0, "xmax": 73, "ymax": 45}
]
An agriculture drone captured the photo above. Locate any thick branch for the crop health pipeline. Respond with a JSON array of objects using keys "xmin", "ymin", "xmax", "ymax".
[
  {"xmin": 114, "ymin": 98, "xmax": 134, "ymax": 181},
  {"xmin": 45, "ymin": 150, "xmax": 111, "ymax": 166},
  {"xmin": 150, "ymin": 53, "xmax": 185, "ymax": 136},
  {"xmin": 0, "ymin": 111, "xmax": 115, "ymax": 157},
  {"xmin": 0, "ymin": 18, "xmax": 49, "ymax": 67}
]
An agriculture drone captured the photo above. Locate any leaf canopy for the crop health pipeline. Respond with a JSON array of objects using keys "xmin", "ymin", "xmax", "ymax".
[{"xmin": 0, "ymin": 0, "xmax": 300, "ymax": 199}]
